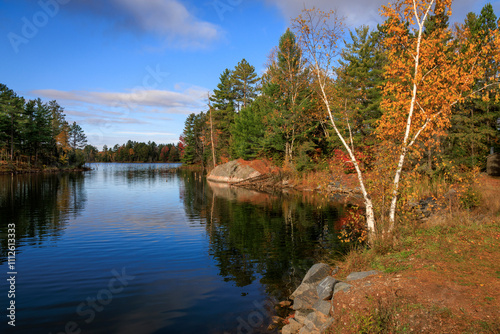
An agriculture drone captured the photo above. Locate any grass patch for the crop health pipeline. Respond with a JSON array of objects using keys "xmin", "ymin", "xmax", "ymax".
[{"xmin": 329, "ymin": 175, "xmax": 500, "ymax": 333}]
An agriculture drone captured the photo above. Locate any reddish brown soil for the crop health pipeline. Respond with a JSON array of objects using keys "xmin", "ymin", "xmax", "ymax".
[
  {"xmin": 332, "ymin": 252, "xmax": 500, "ymax": 333},
  {"xmin": 237, "ymin": 158, "xmax": 280, "ymax": 175},
  {"xmin": 329, "ymin": 172, "xmax": 500, "ymax": 334}
]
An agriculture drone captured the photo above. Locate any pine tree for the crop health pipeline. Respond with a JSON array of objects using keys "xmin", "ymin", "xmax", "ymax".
[
  {"xmin": 68, "ymin": 122, "xmax": 88, "ymax": 150},
  {"xmin": 423, "ymin": 0, "xmax": 449, "ymax": 35},
  {"xmin": 335, "ymin": 26, "xmax": 386, "ymax": 148},
  {"xmin": 447, "ymin": 4, "xmax": 500, "ymax": 168},
  {"xmin": 262, "ymin": 29, "xmax": 314, "ymax": 166},
  {"xmin": 0, "ymin": 84, "xmax": 24, "ymax": 160},
  {"xmin": 181, "ymin": 113, "xmax": 207, "ymax": 166},
  {"xmin": 210, "ymin": 69, "xmax": 235, "ymax": 111},
  {"xmin": 231, "ymin": 59, "xmax": 259, "ymax": 111},
  {"xmin": 83, "ymin": 145, "xmax": 98, "ymax": 162},
  {"xmin": 210, "ymin": 69, "xmax": 237, "ymax": 162},
  {"xmin": 23, "ymin": 98, "xmax": 53, "ymax": 164},
  {"xmin": 231, "ymin": 96, "xmax": 268, "ymax": 159},
  {"xmin": 47, "ymin": 100, "xmax": 70, "ymax": 163}
]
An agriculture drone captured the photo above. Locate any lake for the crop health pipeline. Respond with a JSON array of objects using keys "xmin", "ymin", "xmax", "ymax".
[{"xmin": 0, "ymin": 163, "xmax": 347, "ymax": 334}]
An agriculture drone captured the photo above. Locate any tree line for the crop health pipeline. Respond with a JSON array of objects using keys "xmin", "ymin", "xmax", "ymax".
[
  {"xmin": 0, "ymin": 84, "xmax": 89, "ymax": 168},
  {"xmin": 180, "ymin": 3, "xmax": 499, "ymax": 175},
  {"xmin": 0, "ymin": 85, "xmax": 183, "ymax": 167},
  {"xmin": 84, "ymin": 141, "xmax": 183, "ymax": 163}
]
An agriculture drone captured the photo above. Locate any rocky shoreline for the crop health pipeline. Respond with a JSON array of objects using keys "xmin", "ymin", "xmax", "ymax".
[
  {"xmin": 207, "ymin": 159, "xmax": 362, "ymax": 196},
  {"xmin": 282, "ymin": 263, "xmax": 379, "ymax": 334}
]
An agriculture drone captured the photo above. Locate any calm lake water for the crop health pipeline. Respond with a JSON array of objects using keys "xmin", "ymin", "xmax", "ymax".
[{"xmin": 0, "ymin": 163, "xmax": 347, "ymax": 334}]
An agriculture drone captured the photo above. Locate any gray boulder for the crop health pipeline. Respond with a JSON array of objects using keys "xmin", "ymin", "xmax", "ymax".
[
  {"xmin": 291, "ymin": 281, "xmax": 318, "ymax": 311},
  {"xmin": 292, "ymin": 286, "xmax": 318, "ymax": 311},
  {"xmin": 317, "ymin": 276, "xmax": 336, "ymax": 300},
  {"xmin": 346, "ymin": 270, "xmax": 379, "ymax": 281},
  {"xmin": 302, "ymin": 311, "xmax": 330, "ymax": 332},
  {"xmin": 333, "ymin": 282, "xmax": 352, "ymax": 294},
  {"xmin": 312, "ymin": 300, "xmax": 331, "ymax": 316},
  {"xmin": 291, "ymin": 283, "xmax": 316, "ymax": 300},
  {"xmin": 207, "ymin": 160, "xmax": 261, "ymax": 183},
  {"xmin": 294, "ymin": 309, "xmax": 314, "ymax": 324},
  {"xmin": 302, "ymin": 263, "xmax": 331, "ymax": 284},
  {"xmin": 282, "ymin": 318, "xmax": 302, "ymax": 334}
]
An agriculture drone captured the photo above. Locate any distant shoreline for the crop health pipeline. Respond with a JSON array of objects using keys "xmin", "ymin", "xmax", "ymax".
[
  {"xmin": 0, "ymin": 161, "xmax": 184, "ymax": 175},
  {"xmin": 0, "ymin": 165, "xmax": 92, "ymax": 175},
  {"xmin": 86, "ymin": 161, "xmax": 182, "ymax": 164}
]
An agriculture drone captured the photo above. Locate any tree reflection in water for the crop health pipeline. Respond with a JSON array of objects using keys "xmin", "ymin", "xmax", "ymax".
[
  {"xmin": 179, "ymin": 169, "xmax": 347, "ymax": 300},
  {"xmin": 0, "ymin": 173, "xmax": 87, "ymax": 263}
]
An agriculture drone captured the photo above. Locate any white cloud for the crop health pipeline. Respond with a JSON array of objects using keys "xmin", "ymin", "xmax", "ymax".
[
  {"xmin": 32, "ymin": 86, "xmax": 208, "ymax": 114},
  {"xmin": 64, "ymin": 0, "xmax": 223, "ymax": 48},
  {"xmin": 82, "ymin": 117, "xmax": 149, "ymax": 125},
  {"xmin": 115, "ymin": 0, "xmax": 221, "ymax": 47},
  {"xmin": 263, "ymin": 0, "xmax": 491, "ymax": 29},
  {"xmin": 262, "ymin": 0, "xmax": 385, "ymax": 28},
  {"xmin": 115, "ymin": 131, "xmax": 176, "ymax": 136}
]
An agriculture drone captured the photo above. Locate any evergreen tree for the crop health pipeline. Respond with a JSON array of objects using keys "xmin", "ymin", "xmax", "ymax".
[
  {"xmin": 68, "ymin": 121, "xmax": 88, "ymax": 150},
  {"xmin": 210, "ymin": 69, "xmax": 235, "ymax": 111},
  {"xmin": 231, "ymin": 96, "xmax": 268, "ymax": 159},
  {"xmin": 0, "ymin": 84, "xmax": 24, "ymax": 160},
  {"xmin": 231, "ymin": 59, "xmax": 259, "ymax": 111},
  {"xmin": 23, "ymin": 98, "xmax": 53, "ymax": 164},
  {"xmin": 262, "ymin": 29, "xmax": 315, "ymax": 166},
  {"xmin": 447, "ymin": 4, "xmax": 500, "ymax": 168},
  {"xmin": 210, "ymin": 69, "xmax": 237, "ymax": 162},
  {"xmin": 423, "ymin": 0, "xmax": 450, "ymax": 35},
  {"xmin": 83, "ymin": 145, "xmax": 98, "ymax": 162},
  {"xmin": 181, "ymin": 112, "xmax": 207, "ymax": 166},
  {"xmin": 47, "ymin": 100, "xmax": 70, "ymax": 164},
  {"xmin": 335, "ymin": 26, "xmax": 386, "ymax": 148}
]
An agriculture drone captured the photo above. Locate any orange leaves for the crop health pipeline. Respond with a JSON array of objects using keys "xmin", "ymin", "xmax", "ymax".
[
  {"xmin": 377, "ymin": 0, "xmax": 482, "ymax": 146},
  {"xmin": 55, "ymin": 130, "xmax": 70, "ymax": 153}
]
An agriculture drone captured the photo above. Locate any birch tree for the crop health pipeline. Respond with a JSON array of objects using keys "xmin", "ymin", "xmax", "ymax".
[
  {"xmin": 292, "ymin": 1, "xmax": 499, "ymax": 242},
  {"xmin": 292, "ymin": 8, "xmax": 377, "ymax": 242},
  {"xmin": 378, "ymin": 0, "xmax": 499, "ymax": 231}
]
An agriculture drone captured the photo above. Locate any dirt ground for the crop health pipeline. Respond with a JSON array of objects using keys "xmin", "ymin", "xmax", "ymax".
[
  {"xmin": 331, "ymin": 254, "xmax": 500, "ymax": 333},
  {"xmin": 328, "ymin": 176, "xmax": 500, "ymax": 333}
]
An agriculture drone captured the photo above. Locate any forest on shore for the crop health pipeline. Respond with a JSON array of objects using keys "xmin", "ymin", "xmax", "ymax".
[
  {"xmin": 2, "ymin": 3, "xmax": 497, "ymax": 175},
  {"xmin": 0, "ymin": 86, "xmax": 90, "ymax": 169},
  {"xmin": 0, "ymin": 85, "xmax": 183, "ymax": 170},
  {"xmin": 177, "ymin": 0, "xmax": 499, "ymax": 245},
  {"xmin": 180, "ymin": 3, "xmax": 499, "ymax": 175}
]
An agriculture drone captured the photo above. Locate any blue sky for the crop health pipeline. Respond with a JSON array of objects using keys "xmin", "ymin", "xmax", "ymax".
[{"xmin": 1, "ymin": 0, "xmax": 497, "ymax": 149}]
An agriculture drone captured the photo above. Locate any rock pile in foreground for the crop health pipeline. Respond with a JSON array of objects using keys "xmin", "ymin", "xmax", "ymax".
[{"xmin": 282, "ymin": 263, "xmax": 378, "ymax": 334}]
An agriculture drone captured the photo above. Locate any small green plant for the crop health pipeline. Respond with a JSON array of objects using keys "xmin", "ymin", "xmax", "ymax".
[
  {"xmin": 392, "ymin": 250, "xmax": 413, "ymax": 260},
  {"xmin": 460, "ymin": 187, "xmax": 481, "ymax": 209}
]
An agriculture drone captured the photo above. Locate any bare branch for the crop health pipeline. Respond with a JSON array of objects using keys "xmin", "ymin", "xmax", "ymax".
[
  {"xmin": 450, "ymin": 81, "xmax": 500, "ymax": 106},
  {"xmin": 420, "ymin": 65, "xmax": 439, "ymax": 84},
  {"xmin": 415, "ymin": 99, "xmax": 427, "ymax": 117}
]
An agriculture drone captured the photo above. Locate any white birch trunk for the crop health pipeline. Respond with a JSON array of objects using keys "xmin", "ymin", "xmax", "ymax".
[
  {"xmin": 388, "ymin": 0, "xmax": 434, "ymax": 231},
  {"xmin": 315, "ymin": 66, "xmax": 376, "ymax": 241}
]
